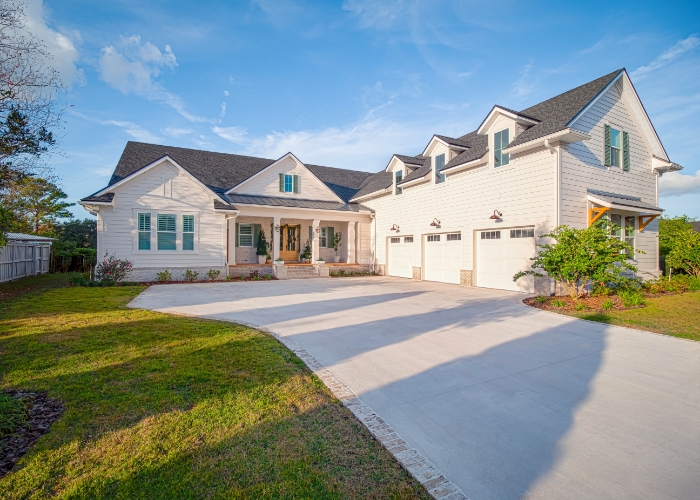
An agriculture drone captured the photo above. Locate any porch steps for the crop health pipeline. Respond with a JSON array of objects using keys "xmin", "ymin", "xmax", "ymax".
[{"xmin": 285, "ymin": 266, "xmax": 320, "ymax": 279}]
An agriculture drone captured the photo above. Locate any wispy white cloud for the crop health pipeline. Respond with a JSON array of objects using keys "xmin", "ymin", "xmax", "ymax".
[
  {"xmin": 223, "ymin": 90, "xmax": 230, "ymax": 96},
  {"xmin": 219, "ymin": 102, "xmax": 227, "ymax": 120},
  {"xmin": 23, "ymin": 0, "xmax": 84, "ymax": 86},
  {"xmin": 659, "ymin": 170, "xmax": 700, "ymax": 197},
  {"xmin": 212, "ymin": 112, "xmax": 451, "ymax": 170},
  {"xmin": 98, "ymin": 35, "xmax": 211, "ymax": 123},
  {"xmin": 103, "ymin": 120, "xmax": 160, "ymax": 142},
  {"xmin": 631, "ymin": 34, "xmax": 700, "ymax": 80},
  {"xmin": 342, "ymin": 0, "xmax": 415, "ymax": 30},
  {"xmin": 162, "ymin": 127, "xmax": 195, "ymax": 138},
  {"xmin": 510, "ymin": 61, "xmax": 536, "ymax": 97}
]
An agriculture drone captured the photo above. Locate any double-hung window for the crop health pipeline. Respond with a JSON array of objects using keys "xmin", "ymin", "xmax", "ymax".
[
  {"xmin": 494, "ymin": 128, "xmax": 510, "ymax": 167},
  {"xmin": 395, "ymin": 170, "xmax": 403, "ymax": 195},
  {"xmin": 137, "ymin": 213, "xmax": 151, "ymax": 250},
  {"xmin": 608, "ymin": 213, "xmax": 635, "ymax": 259},
  {"xmin": 435, "ymin": 154, "xmax": 446, "ymax": 183},
  {"xmin": 238, "ymin": 224, "xmax": 253, "ymax": 247},
  {"xmin": 182, "ymin": 215, "xmax": 195, "ymax": 251},
  {"xmin": 604, "ymin": 124, "xmax": 630, "ymax": 171},
  {"xmin": 157, "ymin": 214, "xmax": 177, "ymax": 250}
]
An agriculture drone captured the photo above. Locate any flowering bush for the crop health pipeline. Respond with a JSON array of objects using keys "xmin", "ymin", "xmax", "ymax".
[{"xmin": 96, "ymin": 253, "xmax": 133, "ymax": 284}]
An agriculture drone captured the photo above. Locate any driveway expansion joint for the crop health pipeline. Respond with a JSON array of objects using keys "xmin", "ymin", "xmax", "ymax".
[{"xmin": 262, "ymin": 327, "xmax": 470, "ymax": 500}]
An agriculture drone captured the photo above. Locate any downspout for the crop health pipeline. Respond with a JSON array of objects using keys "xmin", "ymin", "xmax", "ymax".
[
  {"xmin": 370, "ymin": 213, "xmax": 376, "ymax": 273},
  {"xmin": 544, "ymin": 138, "xmax": 559, "ymax": 296}
]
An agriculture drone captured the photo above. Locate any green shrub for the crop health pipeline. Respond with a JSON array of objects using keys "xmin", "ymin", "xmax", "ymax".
[
  {"xmin": 619, "ymin": 289, "xmax": 645, "ymax": 308},
  {"xmin": 602, "ymin": 299, "xmax": 614, "ymax": 310},
  {"xmin": 96, "ymin": 253, "xmax": 133, "ymax": 284},
  {"xmin": 514, "ymin": 221, "xmax": 639, "ymax": 298},
  {"xmin": 575, "ymin": 301, "xmax": 586, "ymax": 311},
  {"xmin": 184, "ymin": 270, "xmax": 199, "ymax": 282},
  {"xmin": 690, "ymin": 277, "xmax": 700, "ymax": 291},
  {"xmin": 592, "ymin": 283, "xmax": 613, "ymax": 296},
  {"xmin": 534, "ymin": 295, "xmax": 549, "ymax": 304},
  {"xmin": 642, "ymin": 275, "xmax": 695, "ymax": 294},
  {"xmin": 552, "ymin": 299, "xmax": 566, "ymax": 308},
  {"xmin": 156, "ymin": 270, "xmax": 172, "ymax": 282},
  {"xmin": 207, "ymin": 269, "xmax": 221, "ymax": 281}
]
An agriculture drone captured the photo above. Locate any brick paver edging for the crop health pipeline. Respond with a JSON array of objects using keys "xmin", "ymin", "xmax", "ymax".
[{"xmin": 265, "ymin": 329, "xmax": 469, "ymax": 500}]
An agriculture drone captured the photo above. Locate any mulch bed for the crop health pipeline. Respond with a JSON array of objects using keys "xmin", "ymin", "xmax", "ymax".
[
  {"xmin": 0, "ymin": 391, "xmax": 63, "ymax": 478},
  {"xmin": 523, "ymin": 295, "xmax": 643, "ymax": 312}
]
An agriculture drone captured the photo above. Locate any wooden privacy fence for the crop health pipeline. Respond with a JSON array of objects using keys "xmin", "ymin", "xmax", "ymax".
[{"xmin": 0, "ymin": 239, "xmax": 52, "ymax": 283}]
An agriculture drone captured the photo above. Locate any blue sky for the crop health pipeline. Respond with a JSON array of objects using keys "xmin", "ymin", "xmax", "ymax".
[{"xmin": 26, "ymin": 0, "xmax": 700, "ymax": 218}]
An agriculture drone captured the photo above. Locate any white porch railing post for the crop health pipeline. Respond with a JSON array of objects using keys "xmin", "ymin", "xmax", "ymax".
[
  {"xmin": 227, "ymin": 216, "xmax": 237, "ymax": 265},
  {"xmin": 347, "ymin": 221, "xmax": 356, "ymax": 264},
  {"xmin": 273, "ymin": 217, "xmax": 281, "ymax": 262},
  {"xmin": 311, "ymin": 219, "xmax": 320, "ymax": 262}
]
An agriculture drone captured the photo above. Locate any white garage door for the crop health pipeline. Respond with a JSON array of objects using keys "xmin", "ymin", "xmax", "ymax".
[
  {"xmin": 424, "ymin": 233, "xmax": 462, "ymax": 284},
  {"xmin": 476, "ymin": 228, "xmax": 535, "ymax": 292},
  {"xmin": 387, "ymin": 236, "xmax": 414, "ymax": 278}
]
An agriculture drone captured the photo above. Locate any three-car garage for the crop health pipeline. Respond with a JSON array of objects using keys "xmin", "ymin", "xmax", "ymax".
[{"xmin": 385, "ymin": 226, "xmax": 536, "ymax": 292}]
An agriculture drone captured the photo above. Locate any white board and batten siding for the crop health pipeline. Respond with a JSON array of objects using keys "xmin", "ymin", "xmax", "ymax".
[
  {"xmin": 98, "ymin": 160, "xmax": 227, "ymax": 269},
  {"xmin": 563, "ymin": 82, "xmax": 660, "ymax": 276},
  {"xmin": 232, "ymin": 156, "xmax": 340, "ymax": 202}
]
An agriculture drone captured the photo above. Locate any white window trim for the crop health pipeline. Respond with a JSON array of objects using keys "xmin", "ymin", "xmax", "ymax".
[
  {"xmin": 238, "ymin": 223, "xmax": 254, "ymax": 247},
  {"xmin": 493, "ymin": 127, "xmax": 512, "ymax": 169},
  {"xmin": 605, "ymin": 121, "xmax": 626, "ymax": 170},
  {"xmin": 132, "ymin": 209, "xmax": 200, "ymax": 254},
  {"xmin": 394, "ymin": 168, "xmax": 404, "ymax": 196},
  {"xmin": 606, "ymin": 212, "xmax": 637, "ymax": 261}
]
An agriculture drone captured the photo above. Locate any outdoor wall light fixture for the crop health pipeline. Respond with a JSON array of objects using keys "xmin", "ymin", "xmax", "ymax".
[
  {"xmin": 390, "ymin": 224, "xmax": 399, "ymax": 231},
  {"xmin": 315, "ymin": 226, "xmax": 320, "ymax": 233},
  {"xmin": 275, "ymin": 224, "xmax": 280, "ymax": 232},
  {"xmin": 429, "ymin": 218, "xmax": 441, "ymax": 227},
  {"xmin": 489, "ymin": 210, "xmax": 503, "ymax": 220}
]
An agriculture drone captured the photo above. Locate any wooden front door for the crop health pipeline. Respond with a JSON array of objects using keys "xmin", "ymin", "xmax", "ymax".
[{"xmin": 279, "ymin": 225, "xmax": 300, "ymax": 261}]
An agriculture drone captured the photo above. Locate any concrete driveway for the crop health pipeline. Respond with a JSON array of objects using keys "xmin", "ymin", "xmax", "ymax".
[{"xmin": 129, "ymin": 277, "xmax": 700, "ymax": 500}]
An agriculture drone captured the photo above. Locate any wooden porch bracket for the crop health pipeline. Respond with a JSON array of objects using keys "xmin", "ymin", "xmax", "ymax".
[
  {"xmin": 588, "ymin": 206, "xmax": 610, "ymax": 226},
  {"xmin": 638, "ymin": 214, "xmax": 659, "ymax": 232}
]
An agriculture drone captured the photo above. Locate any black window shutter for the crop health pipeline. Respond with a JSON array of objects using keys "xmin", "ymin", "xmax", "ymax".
[
  {"xmin": 279, "ymin": 173, "xmax": 284, "ymax": 192},
  {"xmin": 622, "ymin": 131, "xmax": 630, "ymax": 171},
  {"xmin": 253, "ymin": 224, "xmax": 261, "ymax": 247},
  {"xmin": 604, "ymin": 124, "xmax": 611, "ymax": 167},
  {"xmin": 235, "ymin": 223, "xmax": 239, "ymax": 247}
]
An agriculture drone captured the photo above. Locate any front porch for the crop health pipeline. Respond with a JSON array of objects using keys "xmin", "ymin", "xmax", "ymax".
[{"xmin": 225, "ymin": 211, "xmax": 371, "ymax": 268}]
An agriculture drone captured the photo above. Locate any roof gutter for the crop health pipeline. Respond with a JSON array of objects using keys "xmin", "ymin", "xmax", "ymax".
[
  {"xmin": 350, "ymin": 187, "xmax": 391, "ymax": 203},
  {"xmin": 502, "ymin": 128, "xmax": 590, "ymax": 155},
  {"xmin": 439, "ymin": 154, "xmax": 488, "ymax": 175}
]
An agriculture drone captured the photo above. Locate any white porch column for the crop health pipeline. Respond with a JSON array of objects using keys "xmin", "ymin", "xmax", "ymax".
[
  {"xmin": 347, "ymin": 221, "xmax": 356, "ymax": 264},
  {"xmin": 311, "ymin": 219, "xmax": 320, "ymax": 262},
  {"xmin": 273, "ymin": 216, "xmax": 281, "ymax": 261},
  {"xmin": 227, "ymin": 216, "xmax": 237, "ymax": 265}
]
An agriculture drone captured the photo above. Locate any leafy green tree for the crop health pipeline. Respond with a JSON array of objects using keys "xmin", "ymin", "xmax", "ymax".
[
  {"xmin": 514, "ymin": 222, "xmax": 637, "ymax": 298},
  {"xmin": 256, "ymin": 228, "xmax": 268, "ymax": 257},
  {"xmin": 54, "ymin": 218, "xmax": 96, "ymax": 248},
  {"xmin": 4, "ymin": 176, "xmax": 73, "ymax": 233},
  {"xmin": 666, "ymin": 230, "xmax": 700, "ymax": 278},
  {"xmin": 658, "ymin": 215, "xmax": 695, "ymax": 257}
]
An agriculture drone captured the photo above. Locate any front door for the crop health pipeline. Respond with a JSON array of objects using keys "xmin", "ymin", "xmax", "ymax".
[{"xmin": 279, "ymin": 225, "xmax": 300, "ymax": 261}]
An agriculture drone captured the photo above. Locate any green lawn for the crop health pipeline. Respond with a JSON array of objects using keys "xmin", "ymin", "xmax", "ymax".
[
  {"xmin": 566, "ymin": 291, "xmax": 700, "ymax": 342},
  {"xmin": 0, "ymin": 276, "xmax": 429, "ymax": 499}
]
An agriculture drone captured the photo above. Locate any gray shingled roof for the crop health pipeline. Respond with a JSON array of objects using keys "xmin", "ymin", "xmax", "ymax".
[
  {"xmin": 394, "ymin": 154, "xmax": 425, "ymax": 166},
  {"xmin": 84, "ymin": 142, "xmax": 374, "ymax": 207},
  {"xmin": 81, "ymin": 193, "xmax": 115, "ymax": 203},
  {"xmin": 350, "ymin": 170, "xmax": 394, "ymax": 200},
  {"xmin": 434, "ymin": 135, "xmax": 471, "ymax": 148},
  {"xmin": 223, "ymin": 193, "xmax": 371, "ymax": 212},
  {"xmin": 509, "ymin": 69, "xmax": 622, "ymax": 148},
  {"xmin": 587, "ymin": 189, "xmax": 662, "ymax": 212},
  {"xmin": 442, "ymin": 132, "xmax": 489, "ymax": 170}
]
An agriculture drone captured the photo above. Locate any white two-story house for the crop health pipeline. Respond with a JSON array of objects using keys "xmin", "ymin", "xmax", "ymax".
[{"xmin": 80, "ymin": 69, "xmax": 682, "ymax": 291}]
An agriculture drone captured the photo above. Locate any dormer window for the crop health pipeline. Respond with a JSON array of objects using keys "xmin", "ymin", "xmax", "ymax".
[
  {"xmin": 279, "ymin": 173, "xmax": 299, "ymax": 193},
  {"xmin": 494, "ymin": 128, "xmax": 510, "ymax": 167},
  {"xmin": 395, "ymin": 170, "xmax": 403, "ymax": 195},
  {"xmin": 435, "ymin": 154, "xmax": 445, "ymax": 184}
]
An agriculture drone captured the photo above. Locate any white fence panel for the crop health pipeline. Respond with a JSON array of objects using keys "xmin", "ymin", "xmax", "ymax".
[{"xmin": 0, "ymin": 241, "xmax": 52, "ymax": 283}]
